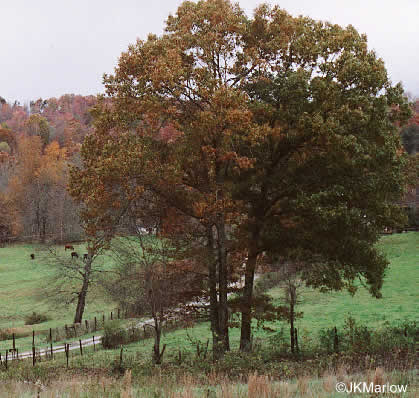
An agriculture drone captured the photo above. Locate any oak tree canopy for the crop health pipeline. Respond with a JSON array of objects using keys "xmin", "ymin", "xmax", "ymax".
[{"xmin": 69, "ymin": 0, "xmax": 412, "ymax": 353}]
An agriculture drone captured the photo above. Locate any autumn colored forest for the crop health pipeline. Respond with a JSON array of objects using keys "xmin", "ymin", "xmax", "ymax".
[
  {"xmin": 0, "ymin": 94, "xmax": 97, "ymax": 243},
  {"xmin": 0, "ymin": 94, "xmax": 417, "ymax": 245}
]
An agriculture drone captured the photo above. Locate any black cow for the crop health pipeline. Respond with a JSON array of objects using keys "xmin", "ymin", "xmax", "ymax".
[
  {"xmin": 71, "ymin": 251, "xmax": 79, "ymax": 259},
  {"xmin": 83, "ymin": 253, "xmax": 89, "ymax": 261},
  {"xmin": 30, "ymin": 253, "xmax": 35, "ymax": 260}
]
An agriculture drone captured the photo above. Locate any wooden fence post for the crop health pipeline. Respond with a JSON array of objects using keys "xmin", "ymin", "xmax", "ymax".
[
  {"xmin": 49, "ymin": 328, "xmax": 52, "ymax": 343},
  {"xmin": 5, "ymin": 351, "xmax": 8, "ymax": 370},
  {"xmin": 13, "ymin": 333, "xmax": 15, "ymax": 351},
  {"xmin": 50, "ymin": 341, "xmax": 53, "ymax": 359},
  {"xmin": 118, "ymin": 308, "xmax": 120, "ymax": 319},
  {"xmin": 85, "ymin": 319, "xmax": 89, "ymax": 332},
  {"xmin": 102, "ymin": 314, "xmax": 105, "ymax": 327},
  {"xmin": 110, "ymin": 311, "xmax": 113, "ymax": 320},
  {"xmin": 79, "ymin": 340, "xmax": 83, "ymax": 356},
  {"xmin": 119, "ymin": 347, "xmax": 123, "ymax": 368},
  {"xmin": 295, "ymin": 328, "xmax": 299, "ymax": 354},
  {"xmin": 65, "ymin": 344, "xmax": 69, "ymax": 368},
  {"xmin": 94, "ymin": 317, "xmax": 97, "ymax": 332},
  {"xmin": 93, "ymin": 335, "xmax": 95, "ymax": 351},
  {"xmin": 32, "ymin": 346, "xmax": 36, "ymax": 366},
  {"xmin": 16, "ymin": 349, "xmax": 18, "ymax": 360}
]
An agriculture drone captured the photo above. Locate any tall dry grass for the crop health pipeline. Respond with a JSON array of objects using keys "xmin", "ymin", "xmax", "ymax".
[{"xmin": 0, "ymin": 367, "xmax": 415, "ymax": 397}]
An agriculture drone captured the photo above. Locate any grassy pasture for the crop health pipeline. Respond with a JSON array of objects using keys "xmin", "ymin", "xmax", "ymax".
[
  {"xmin": 269, "ymin": 232, "xmax": 418, "ymax": 332},
  {"xmin": 0, "ymin": 233, "xmax": 416, "ymax": 398},
  {"xmin": 5, "ymin": 232, "xmax": 412, "ymax": 365},
  {"xmin": 0, "ymin": 232, "xmax": 417, "ymax": 357},
  {"xmin": 0, "ymin": 242, "xmax": 117, "ymax": 331}
]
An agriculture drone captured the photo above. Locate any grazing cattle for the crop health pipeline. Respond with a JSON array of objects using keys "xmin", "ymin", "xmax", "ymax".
[
  {"xmin": 65, "ymin": 245, "xmax": 74, "ymax": 251},
  {"xmin": 30, "ymin": 253, "xmax": 35, "ymax": 260},
  {"xmin": 83, "ymin": 253, "xmax": 89, "ymax": 261},
  {"xmin": 71, "ymin": 251, "xmax": 79, "ymax": 259}
]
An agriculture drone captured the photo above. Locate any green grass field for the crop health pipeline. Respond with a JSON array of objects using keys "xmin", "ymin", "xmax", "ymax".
[
  {"xmin": 269, "ymin": 232, "xmax": 418, "ymax": 332},
  {"xmin": 0, "ymin": 232, "xmax": 417, "ymax": 356},
  {"xmin": 0, "ymin": 233, "xmax": 417, "ymax": 398},
  {"xmin": 0, "ymin": 242, "xmax": 117, "ymax": 331}
]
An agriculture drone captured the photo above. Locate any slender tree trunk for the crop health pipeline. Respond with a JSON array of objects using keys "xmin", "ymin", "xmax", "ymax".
[
  {"xmin": 239, "ymin": 245, "xmax": 258, "ymax": 351},
  {"xmin": 35, "ymin": 201, "xmax": 40, "ymax": 241},
  {"xmin": 74, "ymin": 259, "xmax": 91, "ymax": 323},
  {"xmin": 213, "ymin": 159, "xmax": 230, "ymax": 355},
  {"xmin": 41, "ymin": 216, "xmax": 46, "ymax": 243},
  {"xmin": 60, "ymin": 193, "xmax": 64, "ymax": 243},
  {"xmin": 153, "ymin": 318, "xmax": 162, "ymax": 364},
  {"xmin": 207, "ymin": 226, "xmax": 222, "ymax": 359},
  {"xmin": 74, "ymin": 282, "xmax": 88, "ymax": 324},
  {"xmin": 289, "ymin": 283, "xmax": 296, "ymax": 353},
  {"xmin": 216, "ymin": 218, "xmax": 229, "ymax": 353},
  {"xmin": 290, "ymin": 302, "xmax": 295, "ymax": 353}
]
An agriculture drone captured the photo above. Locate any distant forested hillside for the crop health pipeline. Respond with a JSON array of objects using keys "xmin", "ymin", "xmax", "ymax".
[
  {"xmin": 0, "ymin": 94, "xmax": 97, "ymax": 243},
  {"xmin": 0, "ymin": 94, "xmax": 417, "ymax": 244}
]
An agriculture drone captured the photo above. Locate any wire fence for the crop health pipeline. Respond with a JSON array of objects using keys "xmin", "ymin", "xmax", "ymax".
[{"xmin": 0, "ymin": 315, "xmax": 189, "ymax": 370}]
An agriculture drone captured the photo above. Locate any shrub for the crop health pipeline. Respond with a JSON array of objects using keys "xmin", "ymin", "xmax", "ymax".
[
  {"xmin": 24, "ymin": 312, "xmax": 49, "ymax": 325},
  {"xmin": 318, "ymin": 327, "xmax": 338, "ymax": 353},
  {"xmin": 369, "ymin": 320, "xmax": 416, "ymax": 356},
  {"xmin": 318, "ymin": 318, "xmax": 417, "ymax": 358},
  {"xmin": 102, "ymin": 320, "xmax": 128, "ymax": 349},
  {"xmin": 267, "ymin": 326, "xmax": 288, "ymax": 352}
]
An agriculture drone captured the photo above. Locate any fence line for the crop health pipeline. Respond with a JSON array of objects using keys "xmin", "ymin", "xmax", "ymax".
[
  {"xmin": 0, "ymin": 316, "xmax": 189, "ymax": 369},
  {"xmin": 0, "ymin": 308, "xmax": 125, "ymax": 345}
]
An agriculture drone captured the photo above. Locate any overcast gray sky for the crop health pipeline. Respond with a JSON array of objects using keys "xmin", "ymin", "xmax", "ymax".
[{"xmin": 1, "ymin": 0, "xmax": 418, "ymax": 103}]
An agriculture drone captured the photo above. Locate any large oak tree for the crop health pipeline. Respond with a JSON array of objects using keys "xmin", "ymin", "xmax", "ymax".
[{"xmin": 70, "ymin": 0, "xmax": 411, "ymax": 354}]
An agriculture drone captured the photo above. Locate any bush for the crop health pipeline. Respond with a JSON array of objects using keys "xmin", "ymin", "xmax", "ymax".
[
  {"xmin": 318, "ymin": 327, "xmax": 340, "ymax": 354},
  {"xmin": 24, "ymin": 312, "xmax": 49, "ymax": 325},
  {"xmin": 318, "ymin": 318, "xmax": 417, "ymax": 358},
  {"xmin": 369, "ymin": 320, "xmax": 416, "ymax": 356},
  {"xmin": 102, "ymin": 320, "xmax": 128, "ymax": 349}
]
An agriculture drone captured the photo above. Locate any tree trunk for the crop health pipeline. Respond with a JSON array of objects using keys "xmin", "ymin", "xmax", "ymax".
[
  {"xmin": 290, "ymin": 304, "xmax": 295, "ymax": 353},
  {"xmin": 289, "ymin": 283, "xmax": 296, "ymax": 353},
  {"xmin": 73, "ymin": 259, "xmax": 91, "ymax": 324},
  {"xmin": 41, "ymin": 216, "xmax": 46, "ymax": 243},
  {"xmin": 74, "ymin": 282, "xmax": 88, "ymax": 324},
  {"xmin": 152, "ymin": 317, "xmax": 166, "ymax": 364},
  {"xmin": 216, "ymin": 219, "xmax": 230, "ymax": 353},
  {"xmin": 35, "ymin": 201, "xmax": 40, "ymax": 241},
  {"xmin": 207, "ymin": 226, "xmax": 222, "ymax": 360},
  {"xmin": 239, "ymin": 246, "xmax": 258, "ymax": 351},
  {"xmin": 153, "ymin": 320, "xmax": 161, "ymax": 364}
]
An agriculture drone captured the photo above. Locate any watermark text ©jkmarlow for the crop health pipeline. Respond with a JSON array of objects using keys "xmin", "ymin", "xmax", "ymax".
[{"xmin": 336, "ymin": 381, "xmax": 408, "ymax": 394}]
